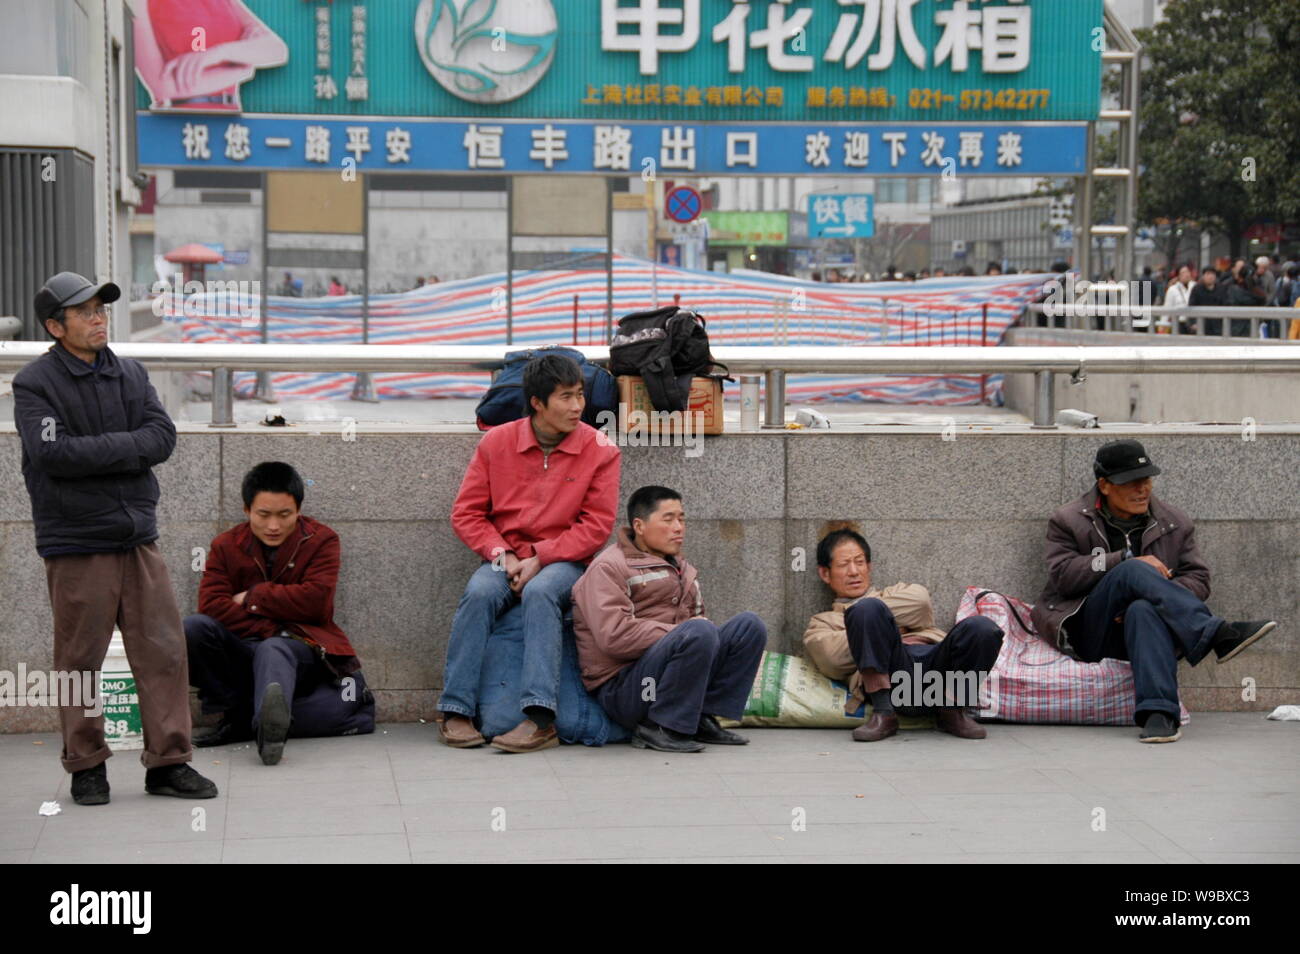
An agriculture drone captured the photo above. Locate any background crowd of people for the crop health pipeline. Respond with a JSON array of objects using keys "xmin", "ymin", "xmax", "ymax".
[{"xmin": 1141, "ymin": 255, "xmax": 1300, "ymax": 337}]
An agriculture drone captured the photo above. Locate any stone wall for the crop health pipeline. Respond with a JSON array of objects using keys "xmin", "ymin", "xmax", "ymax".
[{"xmin": 2, "ymin": 425, "xmax": 1295, "ymax": 730}]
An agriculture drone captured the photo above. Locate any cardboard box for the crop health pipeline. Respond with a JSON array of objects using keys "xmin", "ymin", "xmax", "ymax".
[{"xmin": 616, "ymin": 375, "xmax": 723, "ymax": 436}]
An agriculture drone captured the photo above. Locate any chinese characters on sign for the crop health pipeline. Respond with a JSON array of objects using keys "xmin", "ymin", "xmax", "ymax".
[
  {"xmin": 136, "ymin": 1, "xmax": 1101, "ymax": 124},
  {"xmin": 315, "ymin": 3, "xmax": 336, "ymax": 101},
  {"xmin": 600, "ymin": 0, "xmax": 1032, "ymax": 75},
  {"xmin": 314, "ymin": 2, "xmax": 369, "ymax": 102},
  {"xmin": 348, "ymin": 4, "xmax": 369, "ymax": 101},
  {"xmin": 808, "ymin": 193, "xmax": 874, "ymax": 238},
  {"xmin": 143, "ymin": 114, "xmax": 1082, "ymax": 176}
]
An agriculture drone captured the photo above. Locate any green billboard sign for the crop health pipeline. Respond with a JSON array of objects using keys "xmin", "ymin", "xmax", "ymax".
[{"xmin": 134, "ymin": 0, "xmax": 1103, "ymax": 123}]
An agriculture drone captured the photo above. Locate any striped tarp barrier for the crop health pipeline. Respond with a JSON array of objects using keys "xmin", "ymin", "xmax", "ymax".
[{"xmin": 165, "ymin": 255, "xmax": 1053, "ymax": 407}]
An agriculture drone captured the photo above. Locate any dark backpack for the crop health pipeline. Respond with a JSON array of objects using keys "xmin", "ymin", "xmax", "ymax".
[
  {"xmin": 475, "ymin": 345, "xmax": 617, "ymax": 431},
  {"xmin": 608, "ymin": 306, "xmax": 728, "ymax": 412}
]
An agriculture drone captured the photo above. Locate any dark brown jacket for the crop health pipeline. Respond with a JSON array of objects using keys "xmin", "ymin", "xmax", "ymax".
[{"xmin": 1031, "ymin": 489, "xmax": 1211, "ymax": 655}]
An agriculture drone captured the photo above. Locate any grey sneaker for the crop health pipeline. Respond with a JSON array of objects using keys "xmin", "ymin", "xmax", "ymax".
[{"xmin": 1138, "ymin": 712, "xmax": 1181, "ymax": 743}]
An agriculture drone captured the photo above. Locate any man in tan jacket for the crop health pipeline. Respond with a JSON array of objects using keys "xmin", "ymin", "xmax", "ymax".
[
  {"xmin": 803, "ymin": 528, "xmax": 1002, "ymax": 742},
  {"xmin": 572, "ymin": 485, "xmax": 767, "ymax": 753}
]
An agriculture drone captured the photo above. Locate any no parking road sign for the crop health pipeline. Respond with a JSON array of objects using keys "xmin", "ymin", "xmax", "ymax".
[{"xmin": 665, "ymin": 186, "xmax": 702, "ymax": 224}]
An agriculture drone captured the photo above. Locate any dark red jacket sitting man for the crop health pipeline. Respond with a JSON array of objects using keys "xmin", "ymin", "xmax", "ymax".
[{"xmin": 184, "ymin": 461, "xmax": 374, "ymax": 765}]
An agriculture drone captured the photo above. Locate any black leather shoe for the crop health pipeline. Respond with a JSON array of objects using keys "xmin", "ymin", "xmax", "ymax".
[
  {"xmin": 257, "ymin": 682, "xmax": 291, "ymax": 766},
  {"xmin": 193, "ymin": 717, "xmax": 254, "ymax": 748},
  {"xmin": 1214, "ymin": 620, "xmax": 1277, "ymax": 664},
  {"xmin": 695, "ymin": 714, "xmax": 749, "ymax": 745},
  {"xmin": 144, "ymin": 763, "xmax": 218, "ymax": 798},
  {"xmin": 71, "ymin": 762, "xmax": 110, "ymax": 806},
  {"xmin": 631, "ymin": 721, "xmax": 705, "ymax": 753}
]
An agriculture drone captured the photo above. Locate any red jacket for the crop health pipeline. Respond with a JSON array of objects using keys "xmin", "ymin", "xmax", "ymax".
[
  {"xmin": 451, "ymin": 417, "xmax": 621, "ymax": 566},
  {"xmin": 197, "ymin": 514, "xmax": 360, "ymax": 674}
]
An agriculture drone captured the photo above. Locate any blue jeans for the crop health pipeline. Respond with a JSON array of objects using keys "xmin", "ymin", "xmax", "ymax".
[
  {"xmin": 438, "ymin": 560, "xmax": 585, "ymax": 719},
  {"xmin": 596, "ymin": 613, "xmax": 768, "ymax": 735},
  {"xmin": 1065, "ymin": 559, "xmax": 1222, "ymax": 723}
]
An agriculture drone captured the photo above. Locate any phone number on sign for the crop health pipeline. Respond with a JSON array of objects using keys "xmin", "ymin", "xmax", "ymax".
[{"xmin": 909, "ymin": 88, "xmax": 1053, "ymax": 110}]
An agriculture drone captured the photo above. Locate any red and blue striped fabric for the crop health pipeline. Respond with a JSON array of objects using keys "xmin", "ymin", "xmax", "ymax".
[{"xmin": 165, "ymin": 255, "xmax": 1053, "ymax": 405}]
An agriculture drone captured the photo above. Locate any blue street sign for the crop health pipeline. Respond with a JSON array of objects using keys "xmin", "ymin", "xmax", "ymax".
[
  {"xmin": 665, "ymin": 185, "xmax": 702, "ymax": 223},
  {"xmin": 808, "ymin": 193, "xmax": 875, "ymax": 238},
  {"xmin": 138, "ymin": 114, "xmax": 1089, "ymax": 177}
]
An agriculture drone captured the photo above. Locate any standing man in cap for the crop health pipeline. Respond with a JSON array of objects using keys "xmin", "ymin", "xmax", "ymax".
[
  {"xmin": 1032, "ymin": 440, "xmax": 1278, "ymax": 742},
  {"xmin": 13, "ymin": 272, "xmax": 217, "ymax": 804}
]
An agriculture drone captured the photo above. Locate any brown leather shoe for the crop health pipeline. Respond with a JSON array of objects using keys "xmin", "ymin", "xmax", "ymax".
[
  {"xmin": 490, "ymin": 719, "xmax": 559, "ymax": 754},
  {"xmin": 852, "ymin": 711, "xmax": 899, "ymax": 742},
  {"xmin": 936, "ymin": 708, "xmax": 987, "ymax": 740},
  {"xmin": 437, "ymin": 714, "xmax": 485, "ymax": 748}
]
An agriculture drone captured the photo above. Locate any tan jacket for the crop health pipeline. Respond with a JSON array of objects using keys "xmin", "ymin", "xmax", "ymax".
[
  {"xmin": 801, "ymin": 583, "xmax": 946, "ymax": 705},
  {"xmin": 572, "ymin": 527, "xmax": 703, "ymax": 691}
]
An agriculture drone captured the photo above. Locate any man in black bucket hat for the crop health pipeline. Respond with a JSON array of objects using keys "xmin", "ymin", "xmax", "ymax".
[
  {"xmin": 13, "ymin": 271, "xmax": 217, "ymax": 804},
  {"xmin": 1031, "ymin": 440, "xmax": 1278, "ymax": 743}
]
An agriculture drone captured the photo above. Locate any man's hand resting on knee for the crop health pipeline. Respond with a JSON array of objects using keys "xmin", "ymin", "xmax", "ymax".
[
  {"xmin": 1133, "ymin": 555, "xmax": 1172, "ymax": 578},
  {"xmin": 510, "ymin": 555, "xmax": 542, "ymax": 593}
]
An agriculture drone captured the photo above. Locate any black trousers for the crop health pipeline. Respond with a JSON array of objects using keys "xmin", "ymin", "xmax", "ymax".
[
  {"xmin": 184, "ymin": 614, "xmax": 375, "ymax": 738},
  {"xmin": 845, "ymin": 598, "xmax": 1003, "ymax": 710},
  {"xmin": 596, "ymin": 613, "xmax": 767, "ymax": 735}
]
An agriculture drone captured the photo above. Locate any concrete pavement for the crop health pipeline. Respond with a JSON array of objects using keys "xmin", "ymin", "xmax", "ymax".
[{"xmin": 2, "ymin": 713, "xmax": 1297, "ymax": 864}]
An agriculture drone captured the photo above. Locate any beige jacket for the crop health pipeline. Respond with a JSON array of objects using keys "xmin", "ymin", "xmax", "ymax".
[{"xmin": 801, "ymin": 583, "xmax": 946, "ymax": 705}]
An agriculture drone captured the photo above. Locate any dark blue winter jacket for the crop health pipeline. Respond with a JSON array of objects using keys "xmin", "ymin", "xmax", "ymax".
[{"xmin": 12, "ymin": 343, "xmax": 175, "ymax": 557}]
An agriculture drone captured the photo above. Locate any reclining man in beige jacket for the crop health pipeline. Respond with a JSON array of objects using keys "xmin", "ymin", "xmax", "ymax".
[{"xmin": 802, "ymin": 527, "xmax": 1003, "ymax": 742}]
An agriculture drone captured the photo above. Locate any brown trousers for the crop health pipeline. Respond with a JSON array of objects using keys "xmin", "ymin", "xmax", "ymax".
[{"xmin": 45, "ymin": 542, "xmax": 193, "ymax": 772}]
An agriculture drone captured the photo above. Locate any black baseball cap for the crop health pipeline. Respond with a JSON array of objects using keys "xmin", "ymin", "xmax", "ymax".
[
  {"xmin": 34, "ymin": 271, "xmax": 121, "ymax": 322},
  {"xmin": 1094, "ymin": 439, "xmax": 1161, "ymax": 484}
]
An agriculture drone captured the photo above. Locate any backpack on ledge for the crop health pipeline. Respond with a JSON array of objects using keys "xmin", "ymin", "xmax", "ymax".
[
  {"xmin": 608, "ymin": 305, "xmax": 729, "ymax": 413},
  {"xmin": 475, "ymin": 345, "xmax": 617, "ymax": 431}
]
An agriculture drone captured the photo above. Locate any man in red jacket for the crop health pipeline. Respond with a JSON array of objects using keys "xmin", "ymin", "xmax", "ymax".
[
  {"xmin": 438, "ymin": 354, "xmax": 620, "ymax": 753},
  {"xmin": 184, "ymin": 462, "xmax": 374, "ymax": 765}
]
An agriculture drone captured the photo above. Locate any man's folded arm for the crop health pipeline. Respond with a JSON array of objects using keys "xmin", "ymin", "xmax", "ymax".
[
  {"xmin": 244, "ymin": 534, "xmax": 339, "ymax": 625},
  {"xmin": 876, "ymin": 582, "xmax": 935, "ymax": 633},
  {"xmin": 129, "ymin": 379, "xmax": 177, "ymax": 468},
  {"xmin": 197, "ymin": 543, "xmax": 277, "ymax": 638},
  {"xmin": 13, "ymin": 379, "xmax": 141, "ymax": 478}
]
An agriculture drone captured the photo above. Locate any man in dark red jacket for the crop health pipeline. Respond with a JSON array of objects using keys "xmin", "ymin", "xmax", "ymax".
[
  {"xmin": 1032, "ymin": 440, "xmax": 1277, "ymax": 743},
  {"xmin": 184, "ymin": 462, "xmax": 374, "ymax": 765}
]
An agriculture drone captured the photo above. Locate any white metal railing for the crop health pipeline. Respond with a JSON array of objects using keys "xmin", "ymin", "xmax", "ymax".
[
  {"xmin": 2, "ymin": 341, "xmax": 1298, "ymax": 429},
  {"xmin": 1028, "ymin": 303, "xmax": 1300, "ymax": 338}
]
